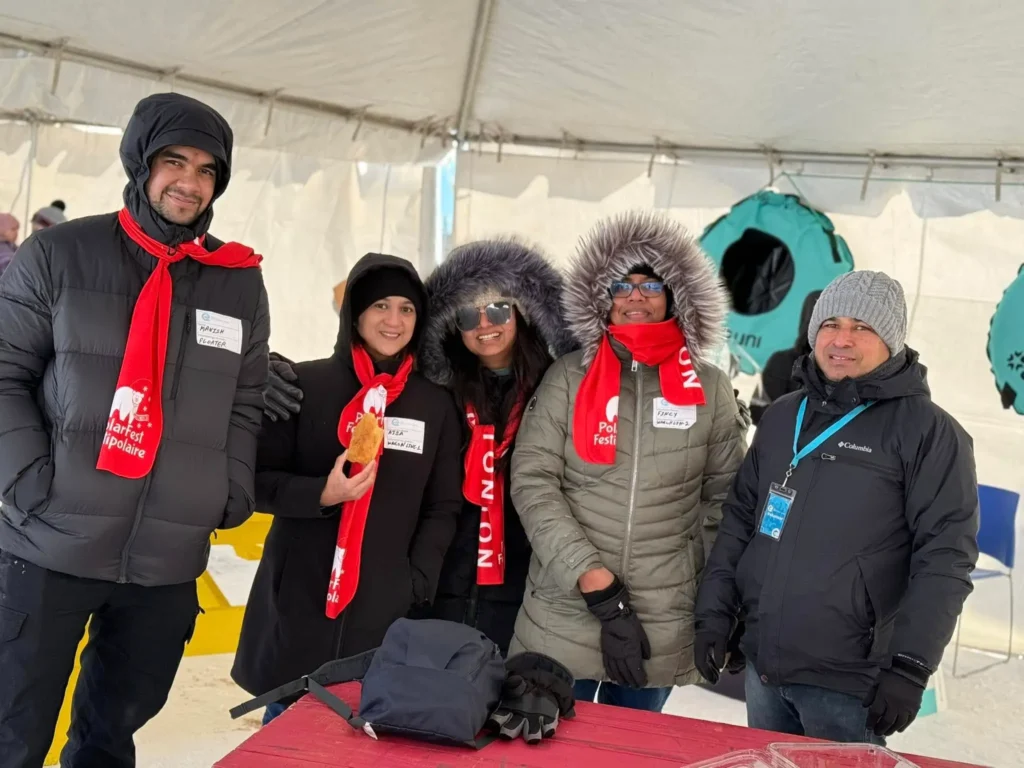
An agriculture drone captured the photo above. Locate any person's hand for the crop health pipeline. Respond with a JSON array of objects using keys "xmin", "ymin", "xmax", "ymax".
[
  {"xmin": 694, "ymin": 631, "xmax": 728, "ymax": 685},
  {"xmin": 264, "ymin": 353, "xmax": 303, "ymax": 422},
  {"xmin": 582, "ymin": 577, "xmax": 651, "ymax": 688},
  {"xmin": 864, "ymin": 658, "xmax": 928, "ymax": 737},
  {"xmin": 578, "ymin": 566, "xmax": 616, "ymax": 593},
  {"xmin": 320, "ymin": 451, "xmax": 376, "ymax": 507}
]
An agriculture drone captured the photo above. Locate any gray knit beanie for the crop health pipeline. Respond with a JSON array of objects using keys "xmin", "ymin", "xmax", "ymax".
[{"xmin": 807, "ymin": 270, "xmax": 907, "ymax": 353}]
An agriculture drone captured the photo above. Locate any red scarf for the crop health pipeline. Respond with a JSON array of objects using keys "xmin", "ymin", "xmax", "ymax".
[
  {"xmin": 463, "ymin": 399, "xmax": 523, "ymax": 586},
  {"xmin": 573, "ymin": 320, "xmax": 706, "ymax": 464},
  {"xmin": 97, "ymin": 208, "xmax": 262, "ymax": 479},
  {"xmin": 326, "ymin": 345, "xmax": 414, "ymax": 618}
]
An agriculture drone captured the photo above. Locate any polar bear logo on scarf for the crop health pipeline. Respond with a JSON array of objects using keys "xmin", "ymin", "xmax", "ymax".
[
  {"xmin": 362, "ymin": 384, "xmax": 388, "ymax": 415},
  {"xmin": 109, "ymin": 386, "xmax": 147, "ymax": 426}
]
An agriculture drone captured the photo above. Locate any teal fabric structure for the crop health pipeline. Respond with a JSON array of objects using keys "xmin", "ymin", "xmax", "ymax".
[
  {"xmin": 989, "ymin": 264, "xmax": 1024, "ymax": 415},
  {"xmin": 700, "ymin": 191, "xmax": 854, "ymax": 374}
]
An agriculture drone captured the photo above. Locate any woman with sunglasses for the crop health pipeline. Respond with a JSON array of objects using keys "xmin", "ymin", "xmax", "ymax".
[
  {"xmin": 419, "ymin": 239, "xmax": 576, "ymax": 654},
  {"xmin": 231, "ymin": 252, "xmax": 463, "ymax": 723},
  {"xmin": 508, "ymin": 212, "xmax": 747, "ymax": 712}
]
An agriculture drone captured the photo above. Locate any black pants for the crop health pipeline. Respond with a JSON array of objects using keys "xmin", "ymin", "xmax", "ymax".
[{"xmin": 0, "ymin": 549, "xmax": 199, "ymax": 768}]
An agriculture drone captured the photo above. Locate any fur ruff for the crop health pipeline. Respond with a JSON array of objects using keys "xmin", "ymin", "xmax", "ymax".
[
  {"xmin": 562, "ymin": 211, "xmax": 729, "ymax": 367},
  {"xmin": 420, "ymin": 238, "xmax": 577, "ymax": 386}
]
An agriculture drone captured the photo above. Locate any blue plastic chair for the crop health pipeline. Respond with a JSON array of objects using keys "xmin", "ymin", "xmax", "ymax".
[{"xmin": 952, "ymin": 484, "xmax": 1018, "ymax": 678}]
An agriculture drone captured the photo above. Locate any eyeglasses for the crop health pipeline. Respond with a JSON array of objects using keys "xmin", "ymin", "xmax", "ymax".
[
  {"xmin": 609, "ymin": 281, "xmax": 665, "ymax": 299},
  {"xmin": 455, "ymin": 300, "xmax": 515, "ymax": 332}
]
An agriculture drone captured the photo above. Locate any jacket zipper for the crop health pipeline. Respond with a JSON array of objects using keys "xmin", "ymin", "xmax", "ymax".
[
  {"xmin": 117, "ymin": 475, "xmax": 153, "ymax": 583},
  {"xmin": 168, "ymin": 309, "xmax": 192, "ymax": 401},
  {"xmin": 822, "ymin": 451, "xmax": 900, "ymax": 479},
  {"xmin": 620, "ymin": 360, "xmax": 643, "ymax": 580}
]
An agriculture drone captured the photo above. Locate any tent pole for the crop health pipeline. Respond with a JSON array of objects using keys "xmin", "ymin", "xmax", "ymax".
[
  {"xmin": 454, "ymin": 0, "xmax": 496, "ymax": 141},
  {"xmin": 23, "ymin": 120, "xmax": 38, "ymax": 229}
]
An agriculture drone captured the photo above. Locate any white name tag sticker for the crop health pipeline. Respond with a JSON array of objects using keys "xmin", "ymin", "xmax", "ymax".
[
  {"xmin": 195, "ymin": 310, "xmax": 243, "ymax": 355},
  {"xmin": 384, "ymin": 417, "xmax": 425, "ymax": 455},
  {"xmin": 652, "ymin": 398, "xmax": 696, "ymax": 430}
]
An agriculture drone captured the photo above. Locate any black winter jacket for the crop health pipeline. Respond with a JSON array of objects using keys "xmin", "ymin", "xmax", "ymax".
[
  {"xmin": 432, "ymin": 371, "xmax": 532, "ymax": 655},
  {"xmin": 0, "ymin": 95, "xmax": 269, "ymax": 586},
  {"xmin": 417, "ymin": 239, "xmax": 577, "ymax": 655},
  {"xmin": 696, "ymin": 350, "xmax": 979, "ymax": 697},
  {"xmin": 231, "ymin": 253, "xmax": 463, "ymax": 698}
]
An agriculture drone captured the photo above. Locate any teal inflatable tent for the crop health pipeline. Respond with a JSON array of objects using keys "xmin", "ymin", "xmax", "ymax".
[
  {"xmin": 989, "ymin": 264, "xmax": 1024, "ymax": 415},
  {"xmin": 700, "ymin": 191, "xmax": 854, "ymax": 374}
]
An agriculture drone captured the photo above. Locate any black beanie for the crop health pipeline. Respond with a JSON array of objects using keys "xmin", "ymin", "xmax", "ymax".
[{"xmin": 350, "ymin": 267, "xmax": 425, "ymax": 320}]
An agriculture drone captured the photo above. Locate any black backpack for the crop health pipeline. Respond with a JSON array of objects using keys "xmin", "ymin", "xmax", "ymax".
[{"xmin": 230, "ymin": 618, "xmax": 507, "ymax": 748}]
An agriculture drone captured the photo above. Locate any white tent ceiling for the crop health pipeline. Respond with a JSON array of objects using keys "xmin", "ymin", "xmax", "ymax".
[{"xmin": 4, "ymin": 0, "xmax": 1024, "ymax": 164}]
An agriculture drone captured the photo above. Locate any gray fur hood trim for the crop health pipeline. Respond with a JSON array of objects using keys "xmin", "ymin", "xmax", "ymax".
[
  {"xmin": 420, "ymin": 238, "xmax": 578, "ymax": 386},
  {"xmin": 563, "ymin": 211, "xmax": 729, "ymax": 367}
]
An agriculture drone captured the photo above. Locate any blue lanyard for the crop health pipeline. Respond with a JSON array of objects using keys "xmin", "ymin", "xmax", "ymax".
[{"xmin": 784, "ymin": 397, "xmax": 876, "ymax": 486}]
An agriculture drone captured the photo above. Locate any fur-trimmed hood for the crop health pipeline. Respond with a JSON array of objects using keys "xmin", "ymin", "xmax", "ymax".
[
  {"xmin": 562, "ymin": 211, "xmax": 729, "ymax": 367},
  {"xmin": 420, "ymin": 238, "xmax": 577, "ymax": 386}
]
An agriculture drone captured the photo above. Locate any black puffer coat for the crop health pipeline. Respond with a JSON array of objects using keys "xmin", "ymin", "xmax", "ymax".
[
  {"xmin": 231, "ymin": 253, "xmax": 464, "ymax": 697},
  {"xmin": 0, "ymin": 93, "xmax": 270, "ymax": 586},
  {"xmin": 420, "ymin": 239, "xmax": 576, "ymax": 654}
]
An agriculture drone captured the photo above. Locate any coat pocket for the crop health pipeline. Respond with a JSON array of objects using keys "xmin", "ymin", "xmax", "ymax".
[{"xmin": 0, "ymin": 605, "xmax": 27, "ymax": 644}]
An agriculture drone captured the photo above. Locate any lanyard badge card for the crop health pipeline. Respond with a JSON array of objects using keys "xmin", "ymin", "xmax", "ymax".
[{"xmin": 758, "ymin": 397, "xmax": 876, "ymax": 541}]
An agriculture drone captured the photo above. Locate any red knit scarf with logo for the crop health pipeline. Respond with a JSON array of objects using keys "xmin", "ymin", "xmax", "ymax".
[
  {"xmin": 326, "ymin": 345, "xmax": 414, "ymax": 618},
  {"xmin": 573, "ymin": 320, "xmax": 706, "ymax": 464},
  {"xmin": 463, "ymin": 398, "xmax": 523, "ymax": 586},
  {"xmin": 96, "ymin": 208, "xmax": 262, "ymax": 479}
]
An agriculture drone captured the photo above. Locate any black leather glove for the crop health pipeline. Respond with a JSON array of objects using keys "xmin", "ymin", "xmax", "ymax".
[
  {"xmin": 583, "ymin": 577, "xmax": 651, "ymax": 689},
  {"xmin": 264, "ymin": 352, "xmax": 303, "ymax": 422},
  {"xmin": 864, "ymin": 655, "xmax": 929, "ymax": 737},
  {"xmin": 487, "ymin": 652, "xmax": 576, "ymax": 744},
  {"xmin": 694, "ymin": 631, "xmax": 728, "ymax": 685}
]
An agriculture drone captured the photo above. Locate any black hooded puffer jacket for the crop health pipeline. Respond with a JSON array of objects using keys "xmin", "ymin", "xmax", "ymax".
[
  {"xmin": 0, "ymin": 92, "xmax": 270, "ymax": 586},
  {"xmin": 420, "ymin": 239, "xmax": 577, "ymax": 654}
]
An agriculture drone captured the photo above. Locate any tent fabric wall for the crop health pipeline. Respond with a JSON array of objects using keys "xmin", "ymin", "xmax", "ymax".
[{"xmin": 0, "ymin": 122, "xmax": 426, "ymax": 363}]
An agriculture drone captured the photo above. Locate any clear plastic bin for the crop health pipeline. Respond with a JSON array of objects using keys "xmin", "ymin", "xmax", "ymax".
[
  {"xmin": 768, "ymin": 742, "xmax": 921, "ymax": 768},
  {"xmin": 685, "ymin": 749, "xmax": 777, "ymax": 768}
]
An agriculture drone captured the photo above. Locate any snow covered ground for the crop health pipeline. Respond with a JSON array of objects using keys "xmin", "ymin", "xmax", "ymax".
[{"xmin": 127, "ymin": 648, "xmax": 1024, "ymax": 768}]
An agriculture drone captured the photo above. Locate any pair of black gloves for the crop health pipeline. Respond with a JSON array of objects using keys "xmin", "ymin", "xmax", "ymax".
[
  {"xmin": 694, "ymin": 627, "xmax": 928, "ymax": 738},
  {"xmin": 487, "ymin": 652, "xmax": 576, "ymax": 744}
]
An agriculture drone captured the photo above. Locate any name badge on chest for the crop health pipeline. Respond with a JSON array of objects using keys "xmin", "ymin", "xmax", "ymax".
[
  {"xmin": 384, "ymin": 417, "xmax": 425, "ymax": 454},
  {"xmin": 758, "ymin": 483, "xmax": 797, "ymax": 540},
  {"xmin": 652, "ymin": 398, "xmax": 697, "ymax": 430}
]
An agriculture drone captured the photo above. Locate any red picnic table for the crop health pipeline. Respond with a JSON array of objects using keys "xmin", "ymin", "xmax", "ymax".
[{"xmin": 216, "ymin": 682, "xmax": 986, "ymax": 768}]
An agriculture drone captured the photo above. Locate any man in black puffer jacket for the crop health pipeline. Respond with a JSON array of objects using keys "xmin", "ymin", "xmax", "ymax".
[
  {"xmin": 695, "ymin": 270, "xmax": 978, "ymax": 745},
  {"xmin": 0, "ymin": 93, "xmax": 269, "ymax": 767}
]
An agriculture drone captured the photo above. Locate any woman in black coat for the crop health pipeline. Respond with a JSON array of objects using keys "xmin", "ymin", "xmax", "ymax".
[
  {"xmin": 418, "ymin": 239, "xmax": 576, "ymax": 654},
  {"xmin": 231, "ymin": 253, "xmax": 463, "ymax": 722}
]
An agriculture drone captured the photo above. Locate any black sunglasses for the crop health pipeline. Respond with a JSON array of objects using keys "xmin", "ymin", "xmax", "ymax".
[
  {"xmin": 609, "ymin": 281, "xmax": 666, "ymax": 299},
  {"xmin": 455, "ymin": 301, "xmax": 515, "ymax": 333}
]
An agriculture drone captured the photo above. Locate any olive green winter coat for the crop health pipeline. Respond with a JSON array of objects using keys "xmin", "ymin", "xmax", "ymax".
[{"xmin": 508, "ymin": 212, "xmax": 748, "ymax": 687}]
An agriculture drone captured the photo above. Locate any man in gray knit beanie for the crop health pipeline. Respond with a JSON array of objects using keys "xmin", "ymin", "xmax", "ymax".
[
  {"xmin": 696, "ymin": 266, "xmax": 978, "ymax": 745},
  {"xmin": 807, "ymin": 270, "xmax": 907, "ymax": 381}
]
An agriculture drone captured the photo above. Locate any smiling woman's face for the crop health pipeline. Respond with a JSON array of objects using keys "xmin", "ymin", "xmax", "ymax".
[{"xmin": 609, "ymin": 273, "xmax": 668, "ymax": 326}]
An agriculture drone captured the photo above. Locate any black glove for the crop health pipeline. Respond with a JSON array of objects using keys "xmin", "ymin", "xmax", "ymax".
[
  {"xmin": 725, "ymin": 619, "xmax": 746, "ymax": 674},
  {"xmin": 733, "ymin": 389, "xmax": 753, "ymax": 430},
  {"xmin": 694, "ymin": 631, "xmax": 728, "ymax": 685},
  {"xmin": 264, "ymin": 352, "xmax": 303, "ymax": 422},
  {"xmin": 487, "ymin": 652, "xmax": 576, "ymax": 744},
  {"xmin": 864, "ymin": 655, "xmax": 929, "ymax": 737},
  {"xmin": 583, "ymin": 577, "xmax": 651, "ymax": 689}
]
